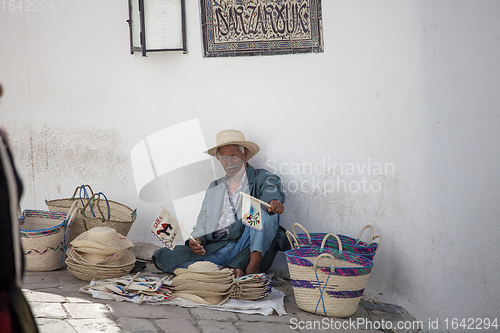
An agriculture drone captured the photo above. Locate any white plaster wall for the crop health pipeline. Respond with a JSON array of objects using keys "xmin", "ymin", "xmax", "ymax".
[{"xmin": 1, "ymin": 0, "xmax": 499, "ymax": 331}]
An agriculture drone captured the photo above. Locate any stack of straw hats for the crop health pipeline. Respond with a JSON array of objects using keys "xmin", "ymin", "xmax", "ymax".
[
  {"xmin": 230, "ymin": 273, "xmax": 272, "ymax": 300},
  {"xmin": 65, "ymin": 227, "xmax": 136, "ymax": 281},
  {"xmin": 172, "ymin": 261, "xmax": 234, "ymax": 305}
]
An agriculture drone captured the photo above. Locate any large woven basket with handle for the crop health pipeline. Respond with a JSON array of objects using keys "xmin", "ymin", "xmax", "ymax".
[
  {"xmin": 20, "ymin": 201, "xmax": 78, "ymax": 271},
  {"xmin": 292, "ymin": 223, "xmax": 381, "ymax": 261},
  {"xmin": 285, "ymin": 232, "xmax": 373, "ymax": 317},
  {"xmin": 46, "ymin": 185, "xmax": 137, "ymax": 244}
]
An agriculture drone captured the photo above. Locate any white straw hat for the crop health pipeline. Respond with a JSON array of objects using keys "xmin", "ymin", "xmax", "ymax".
[
  {"xmin": 205, "ymin": 129, "xmax": 260, "ymax": 160},
  {"xmin": 70, "ymin": 227, "xmax": 134, "ymax": 255},
  {"xmin": 171, "ymin": 261, "xmax": 234, "ymax": 305},
  {"xmin": 65, "ymin": 247, "xmax": 135, "ymax": 281},
  {"xmin": 66, "ymin": 247, "xmax": 136, "ymax": 268},
  {"xmin": 173, "ymin": 274, "xmax": 234, "ymax": 285},
  {"xmin": 173, "ymin": 261, "xmax": 233, "ymax": 276},
  {"xmin": 173, "ymin": 282, "xmax": 233, "ymax": 293},
  {"xmin": 79, "ymin": 248, "xmax": 130, "ymax": 264},
  {"xmin": 66, "ymin": 265, "xmax": 134, "ymax": 282},
  {"xmin": 174, "ymin": 292, "xmax": 231, "ymax": 306}
]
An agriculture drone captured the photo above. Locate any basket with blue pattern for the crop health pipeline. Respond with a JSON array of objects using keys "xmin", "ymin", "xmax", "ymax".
[
  {"xmin": 20, "ymin": 201, "xmax": 78, "ymax": 271},
  {"xmin": 291, "ymin": 223, "xmax": 381, "ymax": 261},
  {"xmin": 285, "ymin": 232, "xmax": 373, "ymax": 317}
]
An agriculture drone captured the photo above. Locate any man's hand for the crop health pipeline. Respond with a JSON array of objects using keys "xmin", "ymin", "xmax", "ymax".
[
  {"xmin": 267, "ymin": 200, "xmax": 284, "ymax": 214},
  {"xmin": 188, "ymin": 237, "xmax": 206, "ymax": 255}
]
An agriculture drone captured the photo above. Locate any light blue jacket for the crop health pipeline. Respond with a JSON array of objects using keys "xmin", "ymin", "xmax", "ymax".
[
  {"xmin": 153, "ymin": 163, "xmax": 287, "ymax": 273},
  {"xmin": 191, "ymin": 163, "xmax": 285, "ymax": 244}
]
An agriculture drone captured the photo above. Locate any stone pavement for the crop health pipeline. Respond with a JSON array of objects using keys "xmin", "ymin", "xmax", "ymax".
[{"xmin": 22, "ymin": 264, "xmax": 422, "ymax": 333}]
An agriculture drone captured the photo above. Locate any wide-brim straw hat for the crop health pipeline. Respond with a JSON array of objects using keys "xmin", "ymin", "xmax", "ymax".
[
  {"xmin": 173, "ymin": 282, "xmax": 233, "ymax": 293},
  {"xmin": 78, "ymin": 248, "xmax": 130, "ymax": 264},
  {"xmin": 70, "ymin": 227, "xmax": 134, "ymax": 255},
  {"xmin": 66, "ymin": 247, "xmax": 136, "ymax": 268},
  {"xmin": 205, "ymin": 129, "xmax": 260, "ymax": 160},
  {"xmin": 65, "ymin": 247, "xmax": 135, "ymax": 282},
  {"xmin": 174, "ymin": 291, "xmax": 231, "ymax": 306},
  {"xmin": 173, "ymin": 261, "xmax": 233, "ymax": 276},
  {"xmin": 173, "ymin": 274, "xmax": 234, "ymax": 285},
  {"xmin": 67, "ymin": 265, "xmax": 134, "ymax": 282},
  {"xmin": 171, "ymin": 261, "xmax": 234, "ymax": 305},
  {"xmin": 173, "ymin": 268, "xmax": 233, "ymax": 277},
  {"xmin": 65, "ymin": 252, "xmax": 135, "ymax": 281}
]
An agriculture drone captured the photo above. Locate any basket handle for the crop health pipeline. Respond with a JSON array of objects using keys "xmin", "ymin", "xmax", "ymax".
[
  {"xmin": 320, "ymin": 233, "xmax": 343, "ymax": 253},
  {"xmin": 356, "ymin": 224, "xmax": 375, "ymax": 244},
  {"xmin": 18, "ymin": 205, "xmax": 24, "ymax": 225},
  {"xmin": 291, "ymin": 223, "xmax": 311, "ymax": 245},
  {"xmin": 81, "ymin": 192, "xmax": 111, "ymax": 221},
  {"xmin": 65, "ymin": 201, "xmax": 79, "ymax": 227},
  {"xmin": 312, "ymin": 252, "xmax": 336, "ymax": 316},
  {"xmin": 61, "ymin": 201, "xmax": 79, "ymax": 266},
  {"xmin": 286, "ymin": 230, "xmax": 301, "ymax": 249},
  {"xmin": 71, "ymin": 184, "xmax": 94, "ymax": 199},
  {"xmin": 73, "ymin": 185, "xmax": 96, "ymax": 217},
  {"xmin": 371, "ymin": 234, "xmax": 382, "ymax": 251},
  {"xmin": 312, "ymin": 253, "xmax": 336, "ymax": 271},
  {"xmin": 95, "ymin": 192, "xmax": 111, "ymax": 221}
]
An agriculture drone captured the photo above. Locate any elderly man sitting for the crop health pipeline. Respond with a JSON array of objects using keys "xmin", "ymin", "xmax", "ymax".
[{"xmin": 153, "ymin": 129, "xmax": 290, "ymax": 277}]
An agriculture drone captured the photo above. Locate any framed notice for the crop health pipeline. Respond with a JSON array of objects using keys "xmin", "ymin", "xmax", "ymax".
[
  {"xmin": 128, "ymin": 0, "xmax": 187, "ymax": 56},
  {"xmin": 200, "ymin": 0, "xmax": 323, "ymax": 57}
]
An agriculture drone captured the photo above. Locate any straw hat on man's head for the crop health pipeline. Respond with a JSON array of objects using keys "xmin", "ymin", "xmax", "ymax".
[{"xmin": 205, "ymin": 129, "xmax": 260, "ymax": 160}]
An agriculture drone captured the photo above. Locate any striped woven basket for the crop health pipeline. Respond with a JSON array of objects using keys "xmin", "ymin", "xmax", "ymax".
[
  {"xmin": 20, "ymin": 202, "xmax": 78, "ymax": 272},
  {"xmin": 285, "ymin": 232, "xmax": 373, "ymax": 317},
  {"xmin": 46, "ymin": 185, "xmax": 137, "ymax": 244},
  {"xmin": 292, "ymin": 223, "xmax": 382, "ymax": 261}
]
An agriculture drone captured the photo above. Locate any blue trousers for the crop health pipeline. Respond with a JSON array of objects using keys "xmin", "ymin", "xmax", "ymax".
[{"xmin": 174, "ymin": 210, "xmax": 280, "ymax": 270}]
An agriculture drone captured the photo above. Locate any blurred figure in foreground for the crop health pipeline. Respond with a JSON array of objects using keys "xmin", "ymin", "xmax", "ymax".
[{"xmin": 0, "ymin": 84, "xmax": 39, "ymax": 333}]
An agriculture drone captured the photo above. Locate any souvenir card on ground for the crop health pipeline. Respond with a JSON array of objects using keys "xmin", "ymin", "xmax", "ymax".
[
  {"xmin": 141, "ymin": 293, "xmax": 175, "ymax": 302},
  {"xmin": 104, "ymin": 284, "xmax": 141, "ymax": 297},
  {"xmin": 235, "ymin": 273, "xmax": 271, "ymax": 284},
  {"xmin": 126, "ymin": 281, "xmax": 164, "ymax": 292}
]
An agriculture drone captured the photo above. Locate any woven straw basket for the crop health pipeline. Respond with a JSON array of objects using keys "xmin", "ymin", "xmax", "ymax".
[
  {"xmin": 292, "ymin": 223, "xmax": 382, "ymax": 261},
  {"xmin": 20, "ymin": 202, "xmax": 78, "ymax": 272},
  {"xmin": 46, "ymin": 185, "xmax": 137, "ymax": 244},
  {"xmin": 285, "ymin": 232, "xmax": 373, "ymax": 317}
]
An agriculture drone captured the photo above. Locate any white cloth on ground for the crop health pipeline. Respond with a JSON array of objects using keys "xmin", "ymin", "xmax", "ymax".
[{"xmin": 80, "ymin": 283, "xmax": 286, "ymax": 316}]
